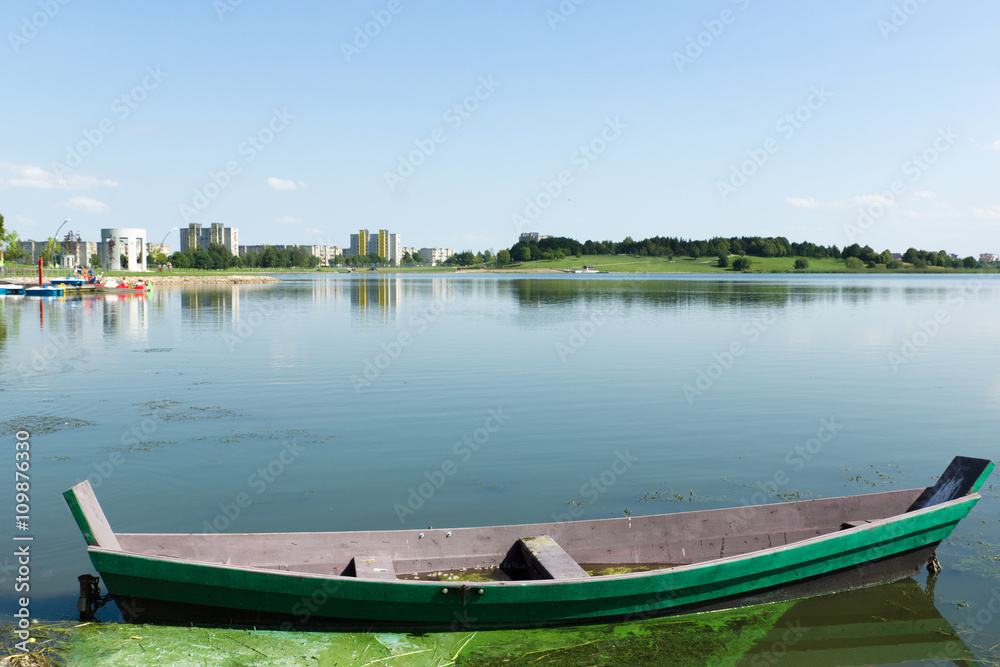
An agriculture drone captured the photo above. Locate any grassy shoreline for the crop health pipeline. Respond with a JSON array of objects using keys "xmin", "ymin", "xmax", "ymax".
[{"xmin": 4, "ymin": 254, "xmax": 995, "ymax": 279}]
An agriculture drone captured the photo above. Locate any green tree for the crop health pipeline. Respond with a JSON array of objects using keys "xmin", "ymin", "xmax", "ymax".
[
  {"xmin": 794, "ymin": 258, "xmax": 809, "ymax": 270},
  {"xmin": 89, "ymin": 253, "xmax": 100, "ymax": 269},
  {"xmin": 45, "ymin": 237, "xmax": 60, "ymax": 267},
  {"xmin": 732, "ymin": 257, "xmax": 752, "ymax": 271},
  {"xmin": 496, "ymin": 249, "xmax": 510, "ymax": 267},
  {"xmin": 717, "ymin": 254, "xmax": 729, "ymax": 268},
  {"xmin": 962, "ymin": 256, "xmax": 977, "ymax": 269},
  {"xmin": 517, "ymin": 246, "xmax": 531, "ymax": 262},
  {"xmin": 886, "ymin": 260, "xmax": 902, "ymax": 269},
  {"xmin": 845, "ymin": 257, "xmax": 864, "ymax": 270}
]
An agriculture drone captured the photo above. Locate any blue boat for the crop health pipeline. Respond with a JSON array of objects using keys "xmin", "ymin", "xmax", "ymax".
[
  {"xmin": 50, "ymin": 277, "xmax": 87, "ymax": 286},
  {"xmin": 0, "ymin": 283, "xmax": 26, "ymax": 295},
  {"xmin": 25, "ymin": 285, "xmax": 64, "ymax": 297}
]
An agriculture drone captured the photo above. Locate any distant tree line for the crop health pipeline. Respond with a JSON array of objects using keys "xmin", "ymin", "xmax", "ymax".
[{"xmin": 502, "ymin": 235, "xmax": 989, "ymax": 270}]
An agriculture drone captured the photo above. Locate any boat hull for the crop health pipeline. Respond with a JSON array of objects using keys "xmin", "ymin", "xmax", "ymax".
[
  {"xmin": 25, "ymin": 286, "xmax": 64, "ymax": 296},
  {"xmin": 99, "ymin": 542, "xmax": 940, "ymax": 630},
  {"xmin": 84, "ymin": 496, "xmax": 976, "ymax": 631}
]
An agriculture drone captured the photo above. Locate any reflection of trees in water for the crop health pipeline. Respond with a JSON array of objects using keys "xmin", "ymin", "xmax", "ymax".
[{"xmin": 509, "ymin": 280, "xmax": 887, "ymax": 310}]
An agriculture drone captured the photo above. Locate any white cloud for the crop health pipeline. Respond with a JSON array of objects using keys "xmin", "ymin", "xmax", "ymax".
[
  {"xmin": 14, "ymin": 214, "xmax": 37, "ymax": 227},
  {"xmin": 990, "ymin": 140, "xmax": 1000, "ymax": 151},
  {"xmin": 971, "ymin": 206, "xmax": 1000, "ymax": 220},
  {"xmin": 65, "ymin": 196, "xmax": 110, "ymax": 213},
  {"xmin": 274, "ymin": 216, "xmax": 301, "ymax": 224},
  {"xmin": 0, "ymin": 163, "xmax": 119, "ymax": 189},
  {"xmin": 785, "ymin": 196, "xmax": 819, "ymax": 209},
  {"xmin": 850, "ymin": 194, "xmax": 896, "ymax": 208},
  {"xmin": 267, "ymin": 177, "xmax": 307, "ymax": 191}
]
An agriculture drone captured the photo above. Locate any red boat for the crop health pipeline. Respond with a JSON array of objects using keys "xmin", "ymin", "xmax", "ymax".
[{"xmin": 97, "ymin": 280, "xmax": 149, "ymax": 294}]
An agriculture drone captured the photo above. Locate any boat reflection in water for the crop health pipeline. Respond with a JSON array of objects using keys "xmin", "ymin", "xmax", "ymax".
[
  {"xmin": 730, "ymin": 577, "xmax": 974, "ymax": 667},
  {"xmin": 461, "ymin": 577, "xmax": 976, "ymax": 666}
]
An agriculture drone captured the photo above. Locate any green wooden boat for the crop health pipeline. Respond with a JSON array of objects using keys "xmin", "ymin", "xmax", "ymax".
[{"xmin": 64, "ymin": 456, "xmax": 993, "ymax": 630}]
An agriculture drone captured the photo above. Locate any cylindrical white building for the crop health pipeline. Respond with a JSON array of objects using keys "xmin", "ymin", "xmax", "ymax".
[{"xmin": 100, "ymin": 228, "xmax": 147, "ymax": 272}]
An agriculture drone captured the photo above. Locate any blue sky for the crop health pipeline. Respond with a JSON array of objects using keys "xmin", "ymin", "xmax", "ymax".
[{"xmin": 2, "ymin": 0, "xmax": 998, "ymax": 256}]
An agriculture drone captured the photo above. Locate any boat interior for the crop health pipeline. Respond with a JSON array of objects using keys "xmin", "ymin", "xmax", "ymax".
[{"xmin": 70, "ymin": 456, "xmax": 990, "ymax": 583}]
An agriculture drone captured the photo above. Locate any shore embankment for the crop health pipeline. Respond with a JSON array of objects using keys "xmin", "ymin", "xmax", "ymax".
[{"xmin": 3, "ymin": 274, "xmax": 280, "ymax": 285}]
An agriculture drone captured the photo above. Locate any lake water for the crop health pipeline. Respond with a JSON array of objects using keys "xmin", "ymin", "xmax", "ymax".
[{"xmin": 1, "ymin": 273, "xmax": 999, "ymax": 664}]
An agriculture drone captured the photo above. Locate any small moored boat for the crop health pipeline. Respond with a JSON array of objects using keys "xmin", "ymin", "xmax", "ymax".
[
  {"xmin": 25, "ymin": 284, "xmax": 64, "ymax": 297},
  {"xmin": 50, "ymin": 277, "xmax": 87, "ymax": 286},
  {"xmin": 96, "ymin": 280, "xmax": 149, "ymax": 294},
  {"xmin": 0, "ymin": 282, "xmax": 25, "ymax": 295},
  {"xmin": 64, "ymin": 456, "xmax": 993, "ymax": 630}
]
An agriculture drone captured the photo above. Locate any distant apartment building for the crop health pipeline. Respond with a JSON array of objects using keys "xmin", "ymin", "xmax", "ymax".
[
  {"xmin": 308, "ymin": 245, "xmax": 343, "ymax": 265},
  {"xmin": 349, "ymin": 229, "xmax": 402, "ymax": 264},
  {"xmin": 181, "ymin": 223, "xmax": 239, "ymax": 255},
  {"xmin": 18, "ymin": 240, "xmax": 43, "ymax": 263},
  {"xmin": 19, "ymin": 239, "xmax": 97, "ymax": 267},
  {"xmin": 980, "ymin": 253, "xmax": 997, "ymax": 262},
  {"xmin": 64, "ymin": 240, "xmax": 97, "ymax": 268},
  {"xmin": 403, "ymin": 246, "xmax": 420, "ymax": 260},
  {"xmin": 418, "ymin": 248, "xmax": 454, "ymax": 265},
  {"xmin": 519, "ymin": 232, "xmax": 550, "ymax": 243},
  {"xmin": 146, "ymin": 243, "xmax": 171, "ymax": 258}
]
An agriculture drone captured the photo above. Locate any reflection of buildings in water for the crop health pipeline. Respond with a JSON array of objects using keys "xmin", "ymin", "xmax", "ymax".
[
  {"xmin": 101, "ymin": 295, "xmax": 148, "ymax": 341},
  {"xmin": 180, "ymin": 287, "xmax": 240, "ymax": 328},
  {"xmin": 351, "ymin": 276, "xmax": 399, "ymax": 325},
  {"xmin": 312, "ymin": 279, "xmax": 346, "ymax": 306},
  {"xmin": 429, "ymin": 278, "xmax": 455, "ymax": 305}
]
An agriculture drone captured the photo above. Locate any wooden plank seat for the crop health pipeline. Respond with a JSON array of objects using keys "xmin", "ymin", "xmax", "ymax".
[
  {"xmin": 353, "ymin": 554, "xmax": 397, "ymax": 580},
  {"xmin": 519, "ymin": 535, "xmax": 590, "ymax": 580}
]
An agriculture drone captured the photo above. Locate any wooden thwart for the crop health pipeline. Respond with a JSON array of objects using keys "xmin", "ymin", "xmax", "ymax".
[
  {"xmin": 353, "ymin": 554, "xmax": 397, "ymax": 580},
  {"xmin": 519, "ymin": 535, "xmax": 589, "ymax": 580}
]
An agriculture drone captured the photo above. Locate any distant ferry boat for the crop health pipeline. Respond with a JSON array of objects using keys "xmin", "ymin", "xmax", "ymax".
[{"xmin": 573, "ymin": 265, "xmax": 599, "ymax": 274}]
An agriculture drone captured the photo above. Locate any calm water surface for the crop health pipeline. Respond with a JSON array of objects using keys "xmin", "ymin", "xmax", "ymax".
[{"xmin": 1, "ymin": 273, "xmax": 998, "ymax": 664}]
